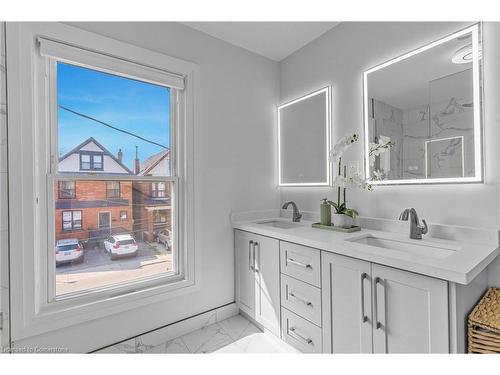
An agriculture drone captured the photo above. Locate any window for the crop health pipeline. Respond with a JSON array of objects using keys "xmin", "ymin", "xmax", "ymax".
[
  {"xmin": 8, "ymin": 24, "xmax": 197, "ymax": 341},
  {"xmin": 120, "ymin": 210, "xmax": 128, "ymax": 221},
  {"xmin": 151, "ymin": 182, "xmax": 166, "ymax": 198},
  {"xmin": 106, "ymin": 181, "xmax": 120, "ymax": 198},
  {"xmin": 62, "ymin": 210, "xmax": 82, "ymax": 231},
  {"xmin": 58, "ymin": 180, "xmax": 75, "ymax": 198},
  {"xmin": 52, "ymin": 60, "xmax": 178, "ymax": 297},
  {"xmin": 80, "ymin": 152, "xmax": 103, "ymax": 171},
  {"xmin": 153, "ymin": 209, "xmax": 169, "ymax": 224}
]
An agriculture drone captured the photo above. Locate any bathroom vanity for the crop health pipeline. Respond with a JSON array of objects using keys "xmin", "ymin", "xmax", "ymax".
[{"xmin": 232, "ymin": 211, "xmax": 499, "ymax": 353}]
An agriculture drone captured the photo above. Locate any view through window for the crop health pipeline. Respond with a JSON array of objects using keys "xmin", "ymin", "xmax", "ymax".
[{"xmin": 55, "ymin": 62, "xmax": 175, "ymax": 297}]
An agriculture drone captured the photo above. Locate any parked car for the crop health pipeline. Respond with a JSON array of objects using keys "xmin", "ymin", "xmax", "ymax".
[
  {"xmin": 104, "ymin": 234, "xmax": 138, "ymax": 260},
  {"xmin": 55, "ymin": 238, "xmax": 84, "ymax": 266},
  {"xmin": 157, "ymin": 229, "xmax": 172, "ymax": 250}
]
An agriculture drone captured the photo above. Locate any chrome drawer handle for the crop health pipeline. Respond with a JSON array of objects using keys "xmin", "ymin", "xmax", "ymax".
[
  {"xmin": 361, "ymin": 272, "xmax": 368, "ymax": 323},
  {"xmin": 286, "ymin": 257, "xmax": 312, "ymax": 269},
  {"xmin": 288, "ymin": 327, "xmax": 313, "ymax": 345},
  {"xmin": 374, "ymin": 277, "xmax": 383, "ymax": 329},
  {"xmin": 248, "ymin": 240, "xmax": 254, "ymax": 271},
  {"xmin": 288, "ymin": 291, "xmax": 313, "ymax": 307}
]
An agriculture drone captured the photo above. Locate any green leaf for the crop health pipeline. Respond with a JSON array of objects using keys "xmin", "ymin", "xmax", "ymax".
[{"xmin": 344, "ymin": 209, "xmax": 359, "ymax": 218}]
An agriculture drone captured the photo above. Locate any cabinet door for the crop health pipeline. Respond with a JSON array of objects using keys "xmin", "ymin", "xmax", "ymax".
[
  {"xmin": 321, "ymin": 252, "xmax": 373, "ymax": 353},
  {"xmin": 235, "ymin": 230, "xmax": 256, "ymax": 318},
  {"xmin": 372, "ymin": 264, "xmax": 449, "ymax": 353},
  {"xmin": 254, "ymin": 236, "xmax": 280, "ymax": 336}
]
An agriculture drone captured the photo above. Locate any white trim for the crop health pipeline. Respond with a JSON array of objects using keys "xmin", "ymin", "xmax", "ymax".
[
  {"xmin": 6, "ymin": 22, "xmax": 199, "ymax": 342},
  {"xmin": 424, "ymin": 136, "xmax": 465, "ymax": 178},
  {"xmin": 277, "ymin": 86, "xmax": 331, "ymax": 187},
  {"xmin": 363, "ymin": 24, "xmax": 483, "ymax": 185}
]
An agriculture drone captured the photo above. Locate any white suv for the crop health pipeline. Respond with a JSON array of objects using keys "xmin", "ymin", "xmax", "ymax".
[
  {"xmin": 104, "ymin": 234, "xmax": 138, "ymax": 259},
  {"xmin": 56, "ymin": 238, "xmax": 84, "ymax": 266}
]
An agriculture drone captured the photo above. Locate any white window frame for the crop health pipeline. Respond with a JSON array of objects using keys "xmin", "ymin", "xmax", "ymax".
[{"xmin": 6, "ymin": 23, "xmax": 199, "ymax": 341}]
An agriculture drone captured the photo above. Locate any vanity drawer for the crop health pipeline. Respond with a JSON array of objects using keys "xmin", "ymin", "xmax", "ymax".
[
  {"xmin": 281, "ymin": 274, "xmax": 322, "ymax": 327},
  {"xmin": 280, "ymin": 242, "xmax": 321, "ymax": 287},
  {"xmin": 281, "ymin": 308, "xmax": 322, "ymax": 353}
]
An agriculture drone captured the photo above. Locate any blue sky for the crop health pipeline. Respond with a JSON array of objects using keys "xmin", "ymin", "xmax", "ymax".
[{"xmin": 57, "ymin": 62, "xmax": 170, "ymax": 171}]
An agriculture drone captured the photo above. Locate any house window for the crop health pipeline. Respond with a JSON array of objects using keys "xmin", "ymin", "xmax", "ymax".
[
  {"xmin": 58, "ymin": 180, "xmax": 75, "ymax": 198},
  {"xmin": 151, "ymin": 182, "xmax": 166, "ymax": 198},
  {"xmin": 80, "ymin": 152, "xmax": 103, "ymax": 171},
  {"xmin": 153, "ymin": 209, "xmax": 169, "ymax": 224},
  {"xmin": 62, "ymin": 210, "xmax": 82, "ymax": 231},
  {"xmin": 120, "ymin": 210, "xmax": 128, "ymax": 221},
  {"xmin": 106, "ymin": 181, "xmax": 121, "ymax": 198}
]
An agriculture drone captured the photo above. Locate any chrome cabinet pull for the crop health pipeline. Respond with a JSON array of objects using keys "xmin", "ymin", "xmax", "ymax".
[
  {"xmin": 286, "ymin": 257, "xmax": 312, "ymax": 269},
  {"xmin": 361, "ymin": 272, "xmax": 368, "ymax": 323},
  {"xmin": 288, "ymin": 327, "xmax": 313, "ymax": 345},
  {"xmin": 248, "ymin": 240, "xmax": 254, "ymax": 271},
  {"xmin": 253, "ymin": 242, "xmax": 259, "ymax": 273},
  {"xmin": 288, "ymin": 291, "xmax": 313, "ymax": 307},
  {"xmin": 374, "ymin": 277, "xmax": 383, "ymax": 329}
]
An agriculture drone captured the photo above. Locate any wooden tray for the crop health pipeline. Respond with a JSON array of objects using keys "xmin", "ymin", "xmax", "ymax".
[{"xmin": 311, "ymin": 223, "xmax": 361, "ymax": 233}]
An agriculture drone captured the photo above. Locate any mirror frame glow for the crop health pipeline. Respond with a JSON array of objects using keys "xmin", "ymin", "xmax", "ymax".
[
  {"xmin": 277, "ymin": 86, "xmax": 331, "ymax": 187},
  {"xmin": 363, "ymin": 24, "xmax": 483, "ymax": 185}
]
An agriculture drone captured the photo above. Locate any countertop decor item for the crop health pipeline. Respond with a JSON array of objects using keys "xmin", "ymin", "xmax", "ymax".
[
  {"xmin": 468, "ymin": 287, "xmax": 500, "ymax": 353},
  {"xmin": 320, "ymin": 198, "xmax": 331, "ymax": 226},
  {"xmin": 329, "ymin": 133, "xmax": 372, "ymax": 228},
  {"xmin": 311, "ymin": 222, "xmax": 361, "ymax": 233}
]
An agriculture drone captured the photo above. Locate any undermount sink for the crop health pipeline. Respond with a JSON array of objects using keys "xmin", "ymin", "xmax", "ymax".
[
  {"xmin": 346, "ymin": 234, "xmax": 459, "ymax": 259},
  {"xmin": 256, "ymin": 220, "xmax": 301, "ymax": 229}
]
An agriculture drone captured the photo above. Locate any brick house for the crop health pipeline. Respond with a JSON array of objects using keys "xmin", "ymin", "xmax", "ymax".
[
  {"xmin": 132, "ymin": 149, "xmax": 172, "ymax": 241},
  {"xmin": 55, "ymin": 137, "xmax": 134, "ymax": 242}
]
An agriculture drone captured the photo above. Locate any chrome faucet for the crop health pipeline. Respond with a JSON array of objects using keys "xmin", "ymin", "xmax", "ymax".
[
  {"xmin": 282, "ymin": 201, "xmax": 302, "ymax": 222},
  {"xmin": 399, "ymin": 208, "xmax": 428, "ymax": 240}
]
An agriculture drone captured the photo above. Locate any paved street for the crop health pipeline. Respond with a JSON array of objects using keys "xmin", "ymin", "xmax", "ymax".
[{"xmin": 56, "ymin": 240, "xmax": 173, "ymax": 296}]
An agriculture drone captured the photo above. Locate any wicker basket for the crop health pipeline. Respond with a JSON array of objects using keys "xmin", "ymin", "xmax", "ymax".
[{"xmin": 468, "ymin": 287, "xmax": 500, "ymax": 353}]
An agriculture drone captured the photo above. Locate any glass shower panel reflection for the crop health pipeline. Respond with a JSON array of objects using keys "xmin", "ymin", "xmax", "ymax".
[{"xmin": 426, "ymin": 69, "xmax": 474, "ymax": 178}]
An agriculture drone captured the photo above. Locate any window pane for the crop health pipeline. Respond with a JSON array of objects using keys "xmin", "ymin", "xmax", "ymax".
[
  {"xmin": 54, "ymin": 179, "xmax": 175, "ymax": 297},
  {"xmin": 57, "ymin": 62, "xmax": 172, "ymax": 177}
]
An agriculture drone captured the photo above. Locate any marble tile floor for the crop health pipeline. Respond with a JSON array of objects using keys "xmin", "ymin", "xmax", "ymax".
[{"xmin": 96, "ymin": 314, "xmax": 297, "ymax": 354}]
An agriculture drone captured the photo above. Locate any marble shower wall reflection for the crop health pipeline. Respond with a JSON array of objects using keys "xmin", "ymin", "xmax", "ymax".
[{"xmin": 370, "ymin": 69, "xmax": 474, "ymax": 180}]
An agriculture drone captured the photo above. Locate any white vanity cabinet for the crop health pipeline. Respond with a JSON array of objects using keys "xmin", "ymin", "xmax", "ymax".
[
  {"xmin": 371, "ymin": 263, "xmax": 449, "ymax": 353},
  {"xmin": 321, "ymin": 252, "xmax": 449, "ymax": 353},
  {"xmin": 234, "ymin": 227, "xmax": 490, "ymax": 353},
  {"xmin": 235, "ymin": 230, "xmax": 280, "ymax": 336}
]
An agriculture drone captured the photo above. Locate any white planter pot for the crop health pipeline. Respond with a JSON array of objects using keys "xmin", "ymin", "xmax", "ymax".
[{"xmin": 332, "ymin": 213, "xmax": 353, "ymax": 228}]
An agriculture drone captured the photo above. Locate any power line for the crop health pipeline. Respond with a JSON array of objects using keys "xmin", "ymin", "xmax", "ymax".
[{"xmin": 58, "ymin": 105, "xmax": 168, "ymax": 150}]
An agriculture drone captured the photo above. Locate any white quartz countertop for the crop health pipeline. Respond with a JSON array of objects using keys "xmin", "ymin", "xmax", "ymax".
[{"xmin": 232, "ymin": 216, "xmax": 499, "ymax": 285}]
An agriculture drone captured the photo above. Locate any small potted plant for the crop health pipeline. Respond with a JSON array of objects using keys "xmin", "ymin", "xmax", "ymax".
[
  {"xmin": 329, "ymin": 133, "xmax": 373, "ymax": 228},
  {"xmin": 328, "ymin": 200, "xmax": 358, "ymax": 228}
]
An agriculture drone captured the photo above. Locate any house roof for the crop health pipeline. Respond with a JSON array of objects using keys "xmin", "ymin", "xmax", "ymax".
[
  {"xmin": 59, "ymin": 137, "xmax": 133, "ymax": 175},
  {"xmin": 139, "ymin": 149, "xmax": 170, "ymax": 176}
]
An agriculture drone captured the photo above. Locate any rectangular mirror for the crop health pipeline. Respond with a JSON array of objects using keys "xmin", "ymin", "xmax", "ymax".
[
  {"xmin": 278, "ymin": 86, "xmax": 331, "ymax": 186},
  {"xmin": 363, "ymin": 24, "xmax": 483, "ymax": 185}
]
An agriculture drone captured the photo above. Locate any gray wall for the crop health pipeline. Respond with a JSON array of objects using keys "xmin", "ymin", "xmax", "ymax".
[
  {"xmin": 22, "ymin": 21, "xmax": 281, "ymax": 351},
  {"xmin": 279, "ymin": 22, "xmax": 500, "ymax": 287}
]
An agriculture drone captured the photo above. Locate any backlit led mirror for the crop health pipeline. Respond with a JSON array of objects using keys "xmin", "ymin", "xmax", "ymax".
[
  {"xmin": 363, "ymin": 24, "xmax": 483, "ymax": 185},
  {"xmin": 278, "ymin": 86, "xmax": 331, "ymax": 186}
]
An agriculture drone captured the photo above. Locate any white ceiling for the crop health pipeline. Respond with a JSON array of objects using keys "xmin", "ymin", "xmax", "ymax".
[{"xmin": 182, "ymin": 22, "xmax": 340, "ymax": 61}]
